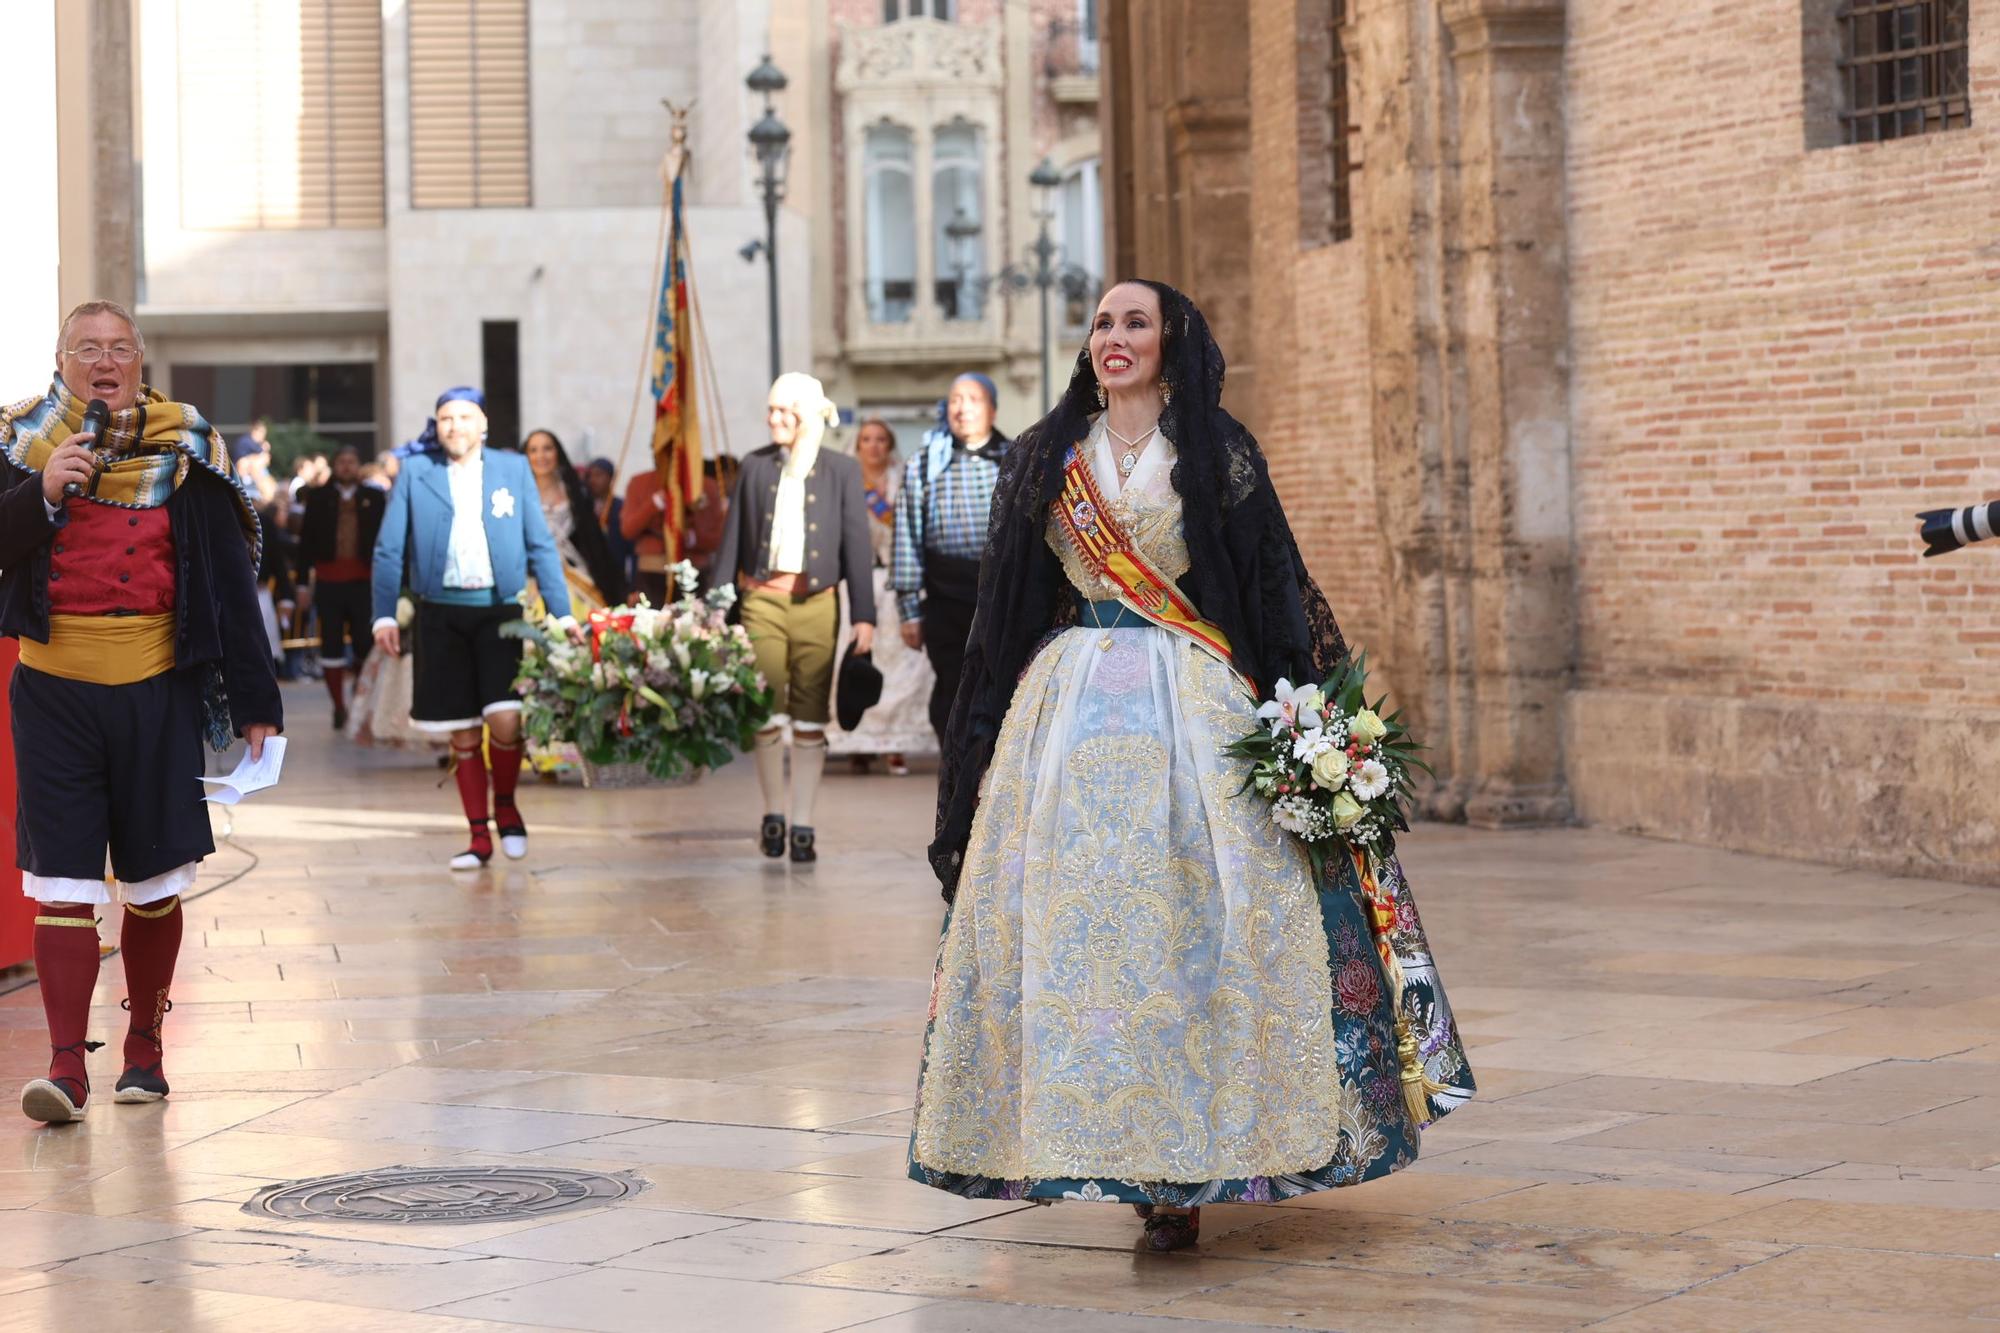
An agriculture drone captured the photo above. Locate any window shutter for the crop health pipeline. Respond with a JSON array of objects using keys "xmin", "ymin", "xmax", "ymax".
[
  {"xmin": 177, "ymin": 0, "xmax": 384, "ymax": 230},
  {"xmin": 408, "ymin": 0, "xmax": 531, "ymax": 209}
]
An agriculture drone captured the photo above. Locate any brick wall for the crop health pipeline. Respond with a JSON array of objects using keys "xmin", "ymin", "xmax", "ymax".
[
  {"xmin": 1564, "ymin": 0, "xmax": 2000, "ymax": 878},
  {"xmin": 1205, "ymin": 0, "xmax": 2000, "ymax": 881},
  {"xmin": 1245, "ymin": 0, "xmax": 1386, "ymax": 663}
]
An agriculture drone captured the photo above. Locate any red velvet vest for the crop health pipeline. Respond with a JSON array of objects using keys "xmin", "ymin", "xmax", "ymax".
[{"xmin": 48, "ymin": 501, "xmax": 177, "ymax": 616}]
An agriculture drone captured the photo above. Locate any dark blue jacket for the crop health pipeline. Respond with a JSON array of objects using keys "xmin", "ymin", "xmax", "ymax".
[{"xmin": 0, "ymin": 457, "xmax": 283, "ymax": 734}]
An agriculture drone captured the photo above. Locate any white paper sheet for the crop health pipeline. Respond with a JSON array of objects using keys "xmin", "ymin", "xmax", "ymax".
[{"xmin": 200, "ymin": 736, "xmax": 288, "ymax": 805}]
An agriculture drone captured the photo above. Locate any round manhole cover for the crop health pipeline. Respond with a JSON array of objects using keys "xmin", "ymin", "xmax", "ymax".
[{"xmin": 246, "ymin": 1166, "xmax": 641, "ymax": 1224}]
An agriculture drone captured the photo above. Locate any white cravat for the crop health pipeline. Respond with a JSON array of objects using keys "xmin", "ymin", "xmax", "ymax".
[
  {"xmin": 767, "ymin": 439, "xmax": 819, "ymax": 576},
  {"xmin": 443, "ymin": 454, "xmax": 495, "ymax": 590}
]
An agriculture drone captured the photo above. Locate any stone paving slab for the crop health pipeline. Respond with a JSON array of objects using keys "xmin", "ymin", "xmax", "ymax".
[{"xmin": 1, "ymin": 681, "xmax": 1997, "ymax": 1329}]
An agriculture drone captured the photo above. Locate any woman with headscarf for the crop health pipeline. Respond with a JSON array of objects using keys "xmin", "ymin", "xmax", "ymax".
[
  {"xmin": 828, "ymin": 417, "xmax": 935, "ymax": 774},
  {"xmin": 522, "ymin": 429, "xmax": 627, "ymax": 611},
  {"xmin": 905, "ymin": 281, "xmax": 1476, "ymax": 1249},
  {"xmin": 712, "ymin": 373, "xmax": 876, "ymax": 863}
]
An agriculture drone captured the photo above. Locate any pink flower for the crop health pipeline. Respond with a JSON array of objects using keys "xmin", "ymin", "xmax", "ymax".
[{"xmin": 1335, "ymin": 957, "xmax": 1381, "ymax": 1016}]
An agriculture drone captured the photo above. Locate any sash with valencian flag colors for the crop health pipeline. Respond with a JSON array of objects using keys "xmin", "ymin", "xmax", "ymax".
[{"xmin": 1052, "ymin": 442, "xmax": 1253, "ymax": 695}]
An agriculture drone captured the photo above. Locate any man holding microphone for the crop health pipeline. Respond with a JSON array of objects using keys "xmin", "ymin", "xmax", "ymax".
[{"xmin": 0, "ymin": 299, "xmax": 280, "ymax": 1125}]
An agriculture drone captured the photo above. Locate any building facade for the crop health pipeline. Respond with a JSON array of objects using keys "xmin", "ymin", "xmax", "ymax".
[
  {"xmin": 796, "ymin": 0, "xmax": 1103, "ymax": 446},
  {"xmin": 41, "ymin": 0, "xmax": 804, "ymax": 469},
  {"xmin": 1105, "ymin": 0, "xmax": 2000, "ymax": 883}
]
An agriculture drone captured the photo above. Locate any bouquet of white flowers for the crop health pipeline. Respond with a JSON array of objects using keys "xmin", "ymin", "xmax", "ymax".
[
  {"xmin": 1225, "ymin": 655, "xmax": 1426, "ymax": 879},
  {"xmin": 508, "ymin": 563, "xmax": 772, "ymax": 780}
]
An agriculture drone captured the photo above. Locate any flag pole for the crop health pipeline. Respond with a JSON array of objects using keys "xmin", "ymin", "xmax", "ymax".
[{"xmin": 614, "ymin": 100, "xmax": 694, "ymax": 481}]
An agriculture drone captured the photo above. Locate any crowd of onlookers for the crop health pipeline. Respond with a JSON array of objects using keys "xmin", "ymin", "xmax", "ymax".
[{"xmin": 226, "ymin": 415, "xmax": 739, "ymax": 690}]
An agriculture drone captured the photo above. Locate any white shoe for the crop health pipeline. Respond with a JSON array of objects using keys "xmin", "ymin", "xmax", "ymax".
[
  {"xmin": 449, "ymin": 848, "xmax": 490, "ymax": 871},
  {"xmin": 500, "ymin": 833, "xmax": 527, "ymax": 860}
]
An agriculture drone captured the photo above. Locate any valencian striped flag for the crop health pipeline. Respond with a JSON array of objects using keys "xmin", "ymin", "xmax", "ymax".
[{"xmin": 649, "ymin": 156, "xmax": 702, "ymax": 562}]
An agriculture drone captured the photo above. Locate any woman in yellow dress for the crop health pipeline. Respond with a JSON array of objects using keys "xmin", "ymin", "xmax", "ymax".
[{"xmin": 908, "ymin": 280, "xmax": 1475, "ymax": 1250}]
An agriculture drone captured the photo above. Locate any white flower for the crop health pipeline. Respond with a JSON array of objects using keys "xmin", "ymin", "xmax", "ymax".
[
  {"xmin": 631, "ymin": 607, "xmax": 661, "ymax": 638},
  {"xmin": 1258, "ymin": 678, "xmax": 1324, "ymax": 732},
  {"xmin": 1272, "ymin": 796, "xmax": 1314, "ymax": 835},
  {"xmin": 689, "ymin": 669, "xmax": 710, "ymax": 700},
  {"xmin": 1292, "ymin": 726, "xmax": 1335, "ymax": 762},
  {"xmin": 673, "ymin": 560, "xmax": 700, "ymax": 595},
  {"xmin": 1351, "ymin": 758, "xmax": 1392, "ymax": 801},
  {"xmin": 671, "ymin": 639, "xmax": 692, "ymax": 670},
  {"xmin": 490, "ymin": 487, "xmax": 515, "ymax": 519}
]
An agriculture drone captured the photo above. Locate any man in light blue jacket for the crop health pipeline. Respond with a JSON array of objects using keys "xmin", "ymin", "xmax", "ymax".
[{"xmin": 371, "ymin": 386, "xmax": 570, "ymax": 870}]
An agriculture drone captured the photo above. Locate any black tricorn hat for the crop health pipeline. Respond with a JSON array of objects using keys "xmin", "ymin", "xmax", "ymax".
[{"xmin": 836, "ymin": 648, "xmax": 884, "ymax": 733}]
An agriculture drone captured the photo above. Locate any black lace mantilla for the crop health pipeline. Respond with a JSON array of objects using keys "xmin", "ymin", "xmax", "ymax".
[{"xmin": 929, "ymin": 280, "xmax": 1347, "ymax": 899}]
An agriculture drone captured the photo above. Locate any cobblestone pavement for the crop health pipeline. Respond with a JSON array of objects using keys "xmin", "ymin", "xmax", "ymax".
[{"xmin": 1, "ymin": 683, "xmax": 1997, "ymax": 1330}]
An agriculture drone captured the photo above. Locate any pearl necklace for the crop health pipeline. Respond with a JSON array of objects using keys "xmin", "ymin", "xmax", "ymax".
[{"xmin": 1105, "ymin": 418, "xmax": 1160, "ymax": 478}]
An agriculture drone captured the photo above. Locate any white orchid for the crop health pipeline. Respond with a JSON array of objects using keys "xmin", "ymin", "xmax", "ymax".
[{"xmin": 1257, "ymin": 677, "xmax": 1326, "ymax": 736}]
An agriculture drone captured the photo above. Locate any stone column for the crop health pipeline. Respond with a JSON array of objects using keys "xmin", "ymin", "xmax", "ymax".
[
  {"xmin": 1355, "ymin": 0, "xmax": 1570, "ymax": 827},
  {"xmin": 1441, "ymin": 0, "xmax": 1573, "ymax": 827},
  {"xmin": 1354, "ymin": 0, "xmax": 1462, "ymax": 814}
]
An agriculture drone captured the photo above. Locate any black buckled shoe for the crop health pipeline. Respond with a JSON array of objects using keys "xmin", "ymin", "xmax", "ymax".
[
  {"xmin": 790, "ymin": 826, "xmax": 817, "ymax": 864},
  {"xmin": 760, "ymin": 814, "xmax": 787, "ymax": 858}
]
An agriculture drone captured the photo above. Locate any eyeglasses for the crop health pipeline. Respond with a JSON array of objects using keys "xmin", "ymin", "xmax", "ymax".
[{"xmin": 63, "ymin": 344, "xmax": 142, "ymax": 365}]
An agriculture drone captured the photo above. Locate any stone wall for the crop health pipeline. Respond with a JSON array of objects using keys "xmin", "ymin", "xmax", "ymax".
[{"xmin": 1110, "ymin": 0, "xmax": 2000, "ymax": 884}]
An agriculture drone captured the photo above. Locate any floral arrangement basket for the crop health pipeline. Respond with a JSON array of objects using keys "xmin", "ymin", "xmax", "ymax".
[{"xmin": 509, "ymin": 564, "xmax": 772, "ymax": 783}]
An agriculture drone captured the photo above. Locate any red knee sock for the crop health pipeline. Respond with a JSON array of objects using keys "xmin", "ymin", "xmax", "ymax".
[
  {"xmin": 323, "ymin": 665, "xmax": 347, "ymax": 709},
  {"xmin": 33, "ymin": 907, "xmax": 100, "ymax": 1099},
  {"xmin": 120, "ymin": 897, "xmax": 182, "ymax": 1073},
  {"xmin": 489, "ymin": 737, "xmax": 523, "ymax": 812},
  {"xmin": 453, "ymin": 743, "xmax": 489, "ymax": 824}
]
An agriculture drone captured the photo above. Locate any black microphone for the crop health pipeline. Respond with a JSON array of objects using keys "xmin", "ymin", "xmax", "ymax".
[
  {"xmin": 1917, "ymin": 500, "xmax": 2000, "ymax": 558},
  {"xmin": 64, "ymin": 397, "xmax": 109, "ymax": 498}
]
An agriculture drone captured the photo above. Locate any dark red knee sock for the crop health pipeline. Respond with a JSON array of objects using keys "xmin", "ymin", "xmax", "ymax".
[
  {"xmin": 489, "ymin": 738, "xmax": 523, "ymax": 815},
  {"xmin": 33, "ymin": 907, "xmax": 100, "ymax": 1100},
  {"xmin": 120, "ymin": 897, "xmax": 182, "ymax": 1073},
  {"xmin": 323, "ymin": 665, "xmax": 347, "ymax": 708},
  {"xmin": 453, "ymin": 743, "xmax": 489, "ymax": 824}
]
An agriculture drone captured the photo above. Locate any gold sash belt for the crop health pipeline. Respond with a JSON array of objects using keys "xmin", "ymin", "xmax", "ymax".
[{"xmin": 19, "ymin": 613, "xmax": 176, "ymax": 686}]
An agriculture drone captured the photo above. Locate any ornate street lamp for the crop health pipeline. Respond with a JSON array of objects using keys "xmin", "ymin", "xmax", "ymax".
[
  {"xmin": 944, "ymin": 209, "xmax": 982, "ymax": 320},
  {"xmin": 994, "ymin": 159, "xmax": 1095, "ymax": 414},
  {"xmin": 745, "ymin": 54, "xmax": 791, "ymax": 384}
]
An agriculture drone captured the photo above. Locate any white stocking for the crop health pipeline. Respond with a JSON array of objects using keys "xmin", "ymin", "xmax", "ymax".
[
  {"xmin": 790, "ymin": 730, "xmax": 827, "ymax": 828},
  {"xmin": 753, "ymin": 728, "xmax": 787, "ymax": 818}
]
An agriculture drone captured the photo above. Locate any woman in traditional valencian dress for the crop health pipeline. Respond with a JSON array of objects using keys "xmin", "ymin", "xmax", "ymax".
[
  {"xmin": 524, "ymin": 429, "xmax": 627, "ymax": 613},
  {"xmin": 829, "ymin": 417, "xmax": 935, "ymax": 774},
  {"xmin": 908, "ymin": 280, "xmax": 1475, "ymax": 1250}
]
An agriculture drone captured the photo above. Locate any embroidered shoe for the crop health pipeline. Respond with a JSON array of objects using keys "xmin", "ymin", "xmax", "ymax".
[
  {"xmin": 760, "ymin": 814, "xmax": 786, "ymax": 858},
  {"xmin": 1143, "ymin": 1207, "xmax": 1201, "ymax": 1252},
  {"xmin": 790, "ymin": 826, "xmax": 817, "ymax": 864},
  {"xmin": 494, "ymin": 802, "xmax": 528, "ymax": 861},
  {"xmin": 451, "ymin": 821, "xmax": 495, "ymax": 871},
  {"xmin": 114, "ymin": 998, "xmax": 171, "ymax": 1104}
]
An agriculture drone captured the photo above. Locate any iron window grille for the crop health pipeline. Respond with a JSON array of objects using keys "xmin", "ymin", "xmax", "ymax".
[{"xmin": 1839, "ymin": 0, "xmax": 1971, "ymax": 144}]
